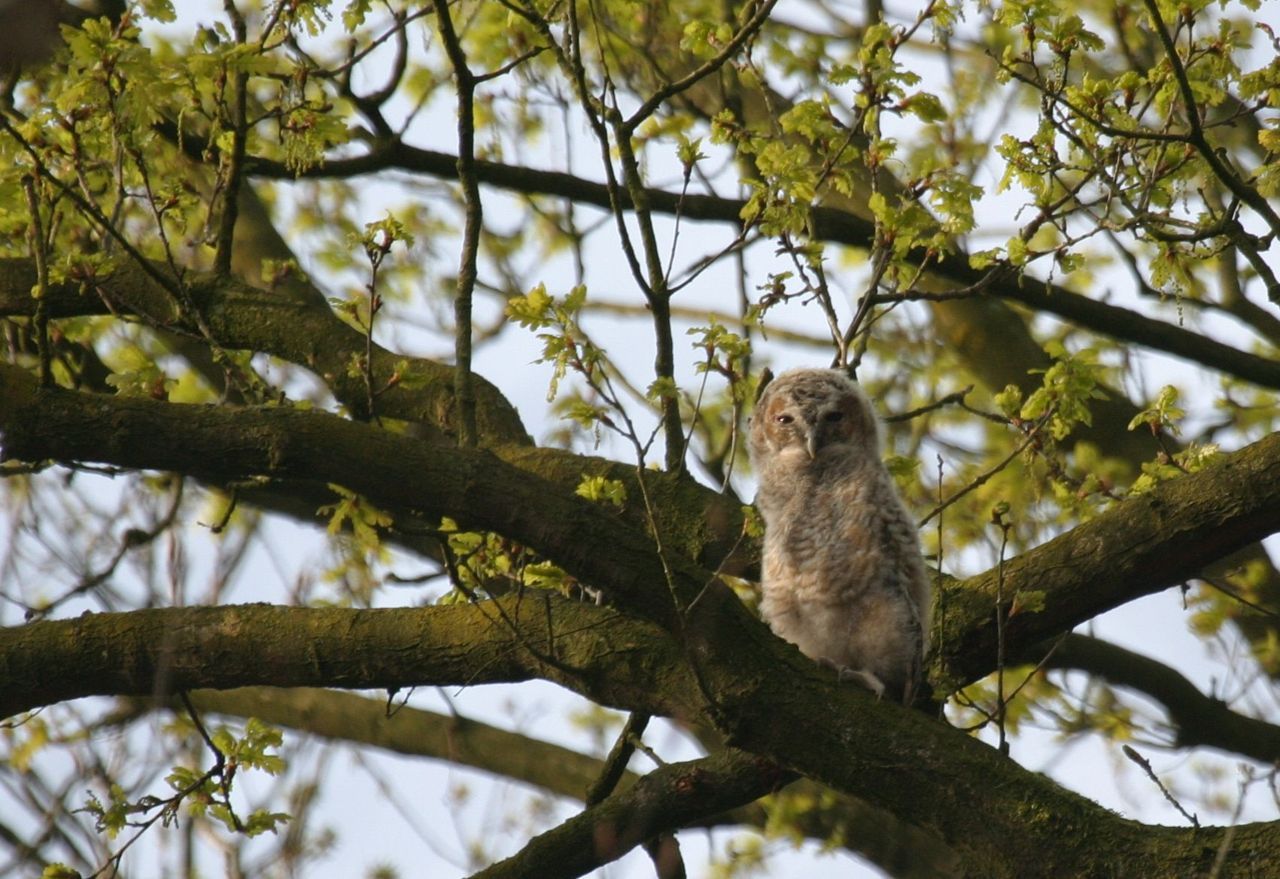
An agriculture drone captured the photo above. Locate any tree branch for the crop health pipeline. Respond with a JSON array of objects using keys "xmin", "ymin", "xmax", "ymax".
[
  {"xmin": 178, "ymin": 687, "xmax": 623, "ymax": 801},
  {"xmin": 1046, "ymin": 633, "xmax": 1280, "ymax": 763},
  {"xmin": 0, "ymin": 257, "xmax": 530, "ymax": 446},
  {"xmin": 2, "ymin": 365, "xmax": 1279, "ymax": 693},
  {"xmin": 676, "ymin": 585, "xmax": 1280, "ymax": 878},
  {"xmin": 469, "ymin": 748, "xmax": 786, "ymax": 879},
  {"xmin": 5, "ymin": 575, "xmax": 1278, "ymax": 875},
  {"xmin": 0, "ymin": 366, "xmax": 699, "ymax": 628},
  {"xmin": 172, "ymin": 688, "xmax": 961, "ymax": 878},
  {"xmin": 0, "ymin": 595, "xmax": 698, "ymax": 721},
  {"xmin": 431, "ymin": 0, "xmax": 481, "ymax": 449},
  {"xmin": 940, "ymin": 432, "xmax": 1280, "ymax": 687}
]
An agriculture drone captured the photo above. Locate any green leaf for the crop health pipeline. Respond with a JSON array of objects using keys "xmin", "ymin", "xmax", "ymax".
[
  {"xmin": 903, "ymin": 92, "xmax": 946, "ymax": 122},
  {"xmin": 506, "ymin": 283, "xmax": 554, "ymax": 328},
  {"xmin": 342, "ymin": 0, "xmax": 375, "ymax": 30},
  {"xmin": 243, "ymin": 808, "xmax": 291, "ymax": 837},
  {"xmin": 1126, "ymin": 385, "xmax": 1184, "ymax": 435},
  {"xmin": 1010, "ymin": 589, "xmax": 1046, "ymax": 615},
  {"xmin": 41, "ymin": 865, "xmax": 83, "ymax": 879},
  {"xmin": 576, "ymin": 475, "xmax": 628, "ymax": 508}
]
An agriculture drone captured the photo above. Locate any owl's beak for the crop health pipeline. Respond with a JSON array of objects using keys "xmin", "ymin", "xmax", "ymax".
[{"xmin": 805, "ymin": 431, "xmax": 819, "ymax": 460}]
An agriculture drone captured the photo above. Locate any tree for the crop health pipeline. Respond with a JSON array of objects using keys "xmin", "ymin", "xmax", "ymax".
[{"xmin": 2, "ymin": 0, "xmax": 1279, "ymax": 876}]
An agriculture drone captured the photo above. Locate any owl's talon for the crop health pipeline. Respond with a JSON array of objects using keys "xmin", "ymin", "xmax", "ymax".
[{"xmin": 837, "ymin": 666, "xmax": 886, "ymax": 699}]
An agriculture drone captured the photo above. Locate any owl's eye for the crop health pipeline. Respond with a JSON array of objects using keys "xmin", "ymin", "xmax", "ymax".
[
  {"xmin": 823, "ymin": 410, "xmax": 844, "ymax": 423},
  {"xmin": 774, "ymin": 413, "xmax": 794, "ymax": 425}
]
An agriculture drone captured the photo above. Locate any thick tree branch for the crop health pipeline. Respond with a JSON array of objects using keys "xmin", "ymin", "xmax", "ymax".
[
  {"xmin": 0, "ymin": 596, "xmax": 698, "ymax": 721},
  {"xmin": 0, "ymin": 258, "xmax": 530, "ymax": 447},
  {"xmin": 940, "ymin": 432, "xmax": 1280, "ymax": 687},
  {"xmin": 2, "ymin": 367, "xmax": 1279, "ymax": 692},
  {"xmin": 469, "ymin": 748, "xmax": 786, "ymax": 879},
  {"xmin": 676, "ymin": 586, "xmax": 1280, "ymax": 878},
  {"xmin": 0, "ymin": 367, "xmax": 703, "ymax": 628},
  {"xmin": 10, "ymin": 593, "xmax": 1278, "ymax": 878},
  {"xmin": 177, "ymin": 687, "xmax": 960, "ymax": 878}
]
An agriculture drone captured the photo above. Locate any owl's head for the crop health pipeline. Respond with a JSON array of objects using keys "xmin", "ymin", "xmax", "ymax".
[{"xmin": 749, "ymin": 368, "xmax": 880, "ymax": 466}]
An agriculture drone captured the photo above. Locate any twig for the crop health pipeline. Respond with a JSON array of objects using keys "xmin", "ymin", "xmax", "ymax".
[
  {"xmin": 432, "ymin": 0, "xmax": 481, "ymax": 448},
  {"xmin": 20, "ymin": 175, "xmax": 51, "ymax": 387},
  {"xmin": 203, "ymin": 485, "xmax": 240, "ymax": 534},
  {"xmin": 992, "ymin": 506, "xmax": 1012, "ymax": 757},
  {"xmin": 213, "ymin": 1, "xmax": 250, "ymax": 276},
  {"xmin": 360, "ymin": 230, "xmax": 390, "ymax": 421},
  {"xmin": 1209, "ymin": 766, "xmax": 1258, "ymax": 879},
  {"xmin": 1121, "ymin": 744, "xmax": 1199, "ymax": 828},
  {"xmin": 1198, "ymin": 575, "xmax": 1280, "ymax": 620},
  {"xmin": 883, "ymin": 386, "xmax": 974, "ymax": 422},
  {"xmin": 917, "ymin": 421, "xmax": 1040, "ymax": 527},
  {"xmin": 585, "ymin": 712, "xmax": 651, "ymax": 805}
]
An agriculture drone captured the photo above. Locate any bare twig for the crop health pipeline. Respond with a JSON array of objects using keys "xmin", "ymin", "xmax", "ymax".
[
  {"xmin": 1121, "ymin": 744, "xmax": 1200, "ymax": 828},
  {"xmin": 992, "ymin": 506, "xmax": 1012, "ymax": 757},
  {"xmin": 883, "ymin": 386, "xmax": 975, "ymax": 423},
  {"xmin": 432, "ymin": 0, "xmax": 481, "ymax": 448},
  {"xmin": 585, "ymin": 712, "xmax": 651, "ymax": 805},
  {"xmin": 20, "ymin": 175, "xmax": 51, "ymax": 387},
  {"xmin": 917, "ymin": 419, "xmax": 1041, "ymax": 527},
  {"xmin": 213, "ymin": 1, "xmax": 250, "ymax": 276}
]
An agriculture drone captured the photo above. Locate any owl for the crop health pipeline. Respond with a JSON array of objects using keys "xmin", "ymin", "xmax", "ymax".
[{"xmin": 749, "ymin": 368, "xmax": 931, "ymax": 704}]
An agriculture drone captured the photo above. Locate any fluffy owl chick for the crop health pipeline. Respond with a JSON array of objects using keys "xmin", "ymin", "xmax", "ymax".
[{"xmin": 749, "ymin": 368, "xmax": 931, "ymax": 704}]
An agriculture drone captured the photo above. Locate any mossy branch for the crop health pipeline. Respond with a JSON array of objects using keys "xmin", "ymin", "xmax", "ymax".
[{"xmin": 2, "ymin": 364, "xmax": 1279, "ymax": 692}]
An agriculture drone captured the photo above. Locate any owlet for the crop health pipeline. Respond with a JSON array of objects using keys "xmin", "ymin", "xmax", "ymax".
[{"xmin": 749, "ymin": 368, "xmax": 931, "ymax": 704}]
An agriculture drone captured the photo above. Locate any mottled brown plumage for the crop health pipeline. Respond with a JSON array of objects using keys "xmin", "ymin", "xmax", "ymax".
[{"xmin": 749, "ymin": 368, "xmax": 931, "ymax": 703}]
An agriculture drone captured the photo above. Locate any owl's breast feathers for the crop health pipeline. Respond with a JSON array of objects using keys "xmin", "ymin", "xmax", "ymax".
[
  {"xmin": 759, "ymin": 459, "xmax": 929, "ymax": 621},
  {"xmin": 762, "ymin": 464, "xmax": 893, "ymax": 579}
]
